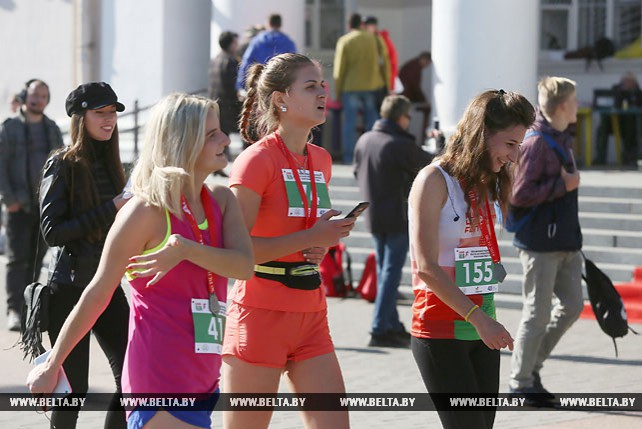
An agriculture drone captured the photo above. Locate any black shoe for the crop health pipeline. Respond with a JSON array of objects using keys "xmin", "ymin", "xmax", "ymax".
[
  {"xmin": 532, "ymin": 372, "xmax": 555, "ymax": 400},
  {"xmin": 508, "ymin": 386, "xmax": 554, "ymax": 408},
  {"xmin": 368, "ymin": 331, "xmax": 410, "ymax": 348},
  {"xmin": 393, "ymin": 326, "xmax": 411, "ymax": 342}
]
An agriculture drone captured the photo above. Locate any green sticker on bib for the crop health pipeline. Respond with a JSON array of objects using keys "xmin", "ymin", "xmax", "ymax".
[
  {"xmin": 192, "ymin": 298, "xmax": 226, "ymax": 354},
  {"xmin": 282, "ymin": 169, "xmax": 331, "ymax": 217}
]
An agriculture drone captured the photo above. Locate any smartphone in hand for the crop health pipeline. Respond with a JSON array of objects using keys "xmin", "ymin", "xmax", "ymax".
[
  {"xmin": 344, "ymin": 202, "xmax": 370, "ymax": 219},
  {"xmin": 33, "ymin": 350, "xmax": 72, "ymax": 396}
]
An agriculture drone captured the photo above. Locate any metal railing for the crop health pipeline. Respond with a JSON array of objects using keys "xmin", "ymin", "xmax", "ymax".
[{"xmin": 116, "ymin": 88, "xmax": 208, "ymax": 158}]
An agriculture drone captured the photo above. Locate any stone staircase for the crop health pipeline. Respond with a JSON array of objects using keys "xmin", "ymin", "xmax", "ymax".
[{"xmin": 330, "ymin": 164, "xmax": 642, "ymax": 298}]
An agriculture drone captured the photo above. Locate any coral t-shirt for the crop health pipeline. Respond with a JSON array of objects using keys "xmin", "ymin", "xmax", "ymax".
[{"xmin": 229, "ymin": 133, "xmax": 333, "ymax": 312}]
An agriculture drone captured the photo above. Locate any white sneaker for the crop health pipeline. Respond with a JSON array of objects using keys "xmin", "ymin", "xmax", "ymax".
[{"xmin": 7, "ymin": 310, "xmax": 20, "ymax": 332}]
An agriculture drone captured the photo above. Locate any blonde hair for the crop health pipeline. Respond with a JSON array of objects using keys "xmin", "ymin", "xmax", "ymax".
[
  {"xmin": 130, "ymin": 93, "xmax": 219, "ymax": 217},
  {"xmin": 537, "ymin": 76, "xmax": 576, "ymax": 118}
]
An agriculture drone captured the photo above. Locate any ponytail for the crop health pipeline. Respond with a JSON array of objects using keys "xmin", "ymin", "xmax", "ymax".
[{"xmin": 238, "ymin": 63, "xmax": 265, "ymax": 145}]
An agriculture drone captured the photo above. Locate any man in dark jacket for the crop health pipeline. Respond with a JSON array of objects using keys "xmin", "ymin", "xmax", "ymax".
[
  {"xmin": 0, "ymin": 79, "xmax": 63, "ymax": 330},
  {"xmin": 354, "ymin": 95, "xmax": 432, "ymax": 348},
  {"xmin": 399, "ymin": 51, "xmax": 431, "ymax": 104},
  {"xmin": 508, "ymin": 77, "xmax": 583, "ymax": 403},
  {"xmin": 209, "ymin": 31, "xmax": 242, "ymax": 136},
  {"xmin": 595, "ymin": 71, "xmax": 642, "ymax": 166}
]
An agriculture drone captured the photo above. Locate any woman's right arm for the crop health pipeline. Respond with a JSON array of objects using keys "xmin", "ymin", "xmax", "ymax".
[
  {"xmin": 232, "ymin": 185, "xmax": 355, "ymax": 264},
  {"xmin": 409, "ymin": 166, "xmax": 513, "ymax": 351},
  {"xmin": 27, "ymin": 198, "xmax": 158, "ymax": 394},
  {"xmin": 39, "ymin": 157, "xmax": 121, "ymax": 246}
]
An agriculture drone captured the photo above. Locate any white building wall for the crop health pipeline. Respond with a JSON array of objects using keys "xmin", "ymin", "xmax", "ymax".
[
  {"xmin": 0, "ymin": 1, "xmax": 74, "ymax": 121},
  {"xmin": 211, "ymin": 0, "xmax": 305, "ymax": 59},
  {"xmin": 162, "ymin": 0, "xmax": 211, "ymax": 95}
]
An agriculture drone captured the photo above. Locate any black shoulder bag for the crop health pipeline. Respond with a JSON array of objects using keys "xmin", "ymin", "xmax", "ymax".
[{"xmin": 18, "ymin": 235, "xmax": 63, "ymax": 362}]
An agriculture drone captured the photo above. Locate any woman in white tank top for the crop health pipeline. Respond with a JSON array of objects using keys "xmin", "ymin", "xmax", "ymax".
[{"xmin": 408, "ymin": 89, "xmax": 535, "ymax": 429}]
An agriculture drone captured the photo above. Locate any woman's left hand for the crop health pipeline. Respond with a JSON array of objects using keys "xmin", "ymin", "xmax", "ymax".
[
  {"xmin": 302, "ymin": 247, "xmax": 327, "ymax": 265},
  {"xmin": 127, "ymin": 234, "xmax": 186, "ymax": 286}
]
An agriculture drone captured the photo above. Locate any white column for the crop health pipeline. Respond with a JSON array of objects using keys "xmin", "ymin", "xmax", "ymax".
[
  {"xmin": 432, "ymin": 0, "xmax": 539, "ymax": 134},
  {"xmin": 105, "ymin": 0, "xmax": 211, "ymax": 111},
  {"xmin": 211, "ymin": 0, "xmax": 304, "ymax": 58}
]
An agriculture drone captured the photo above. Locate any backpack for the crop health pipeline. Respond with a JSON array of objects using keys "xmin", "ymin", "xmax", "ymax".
[
  {"xmin": 355, "ymin": 252, "xmax": 377, "ymax": 302},
  {"xmin": 319, "ymin": 243, "xmax": 353, "ymax": 297},
  {"xmin": 507, "ymin": 131, "xmax": 570, "ymax": 234},
  {"xmin": 582, "ymin": 252, "xmax": 638, "ymax": 357}
]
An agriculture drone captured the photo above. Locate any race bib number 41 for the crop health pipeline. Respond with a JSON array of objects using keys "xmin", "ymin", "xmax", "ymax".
[
  {"xmin": 454, "ymin": 247, "xmax": 498, "ymax": 295},
  {"xmin": 192, "ymin": 298, "xmax": 226, "ymax": 354}
]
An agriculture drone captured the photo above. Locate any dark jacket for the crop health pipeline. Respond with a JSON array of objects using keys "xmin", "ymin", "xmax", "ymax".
[
  {"xmin": 399, "ymin": 57, "xmax": 426, "ymax": 103},
  {"xmin": 39, "ymin": 150, "xmax": 119, "ymax": 288},
  {"xmin": 353, "ymin": 119, "xmax": 432, "ymax": 234},
  {"xmin": 511, "ymin": 110, "xmax": 582, "ymax": 252},
  {"xmin": 0, "ymin": 113, "xmax": 63, "ymax": 211},
  {"xmin": 209, "ymin": 51, "xmax": 242, "ymax": 135},
  {"xmin": 613, "ymin": 82, "xmax": 642, "ymax": 109}
]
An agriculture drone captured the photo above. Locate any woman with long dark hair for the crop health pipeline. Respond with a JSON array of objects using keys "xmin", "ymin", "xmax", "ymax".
[{"xmin": 38, "ymin": 82, "xmax": 130, "ymax": 428}]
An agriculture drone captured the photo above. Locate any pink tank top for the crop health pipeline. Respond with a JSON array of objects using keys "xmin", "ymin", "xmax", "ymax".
[{"xmin": 122, "ymin": 200, "xmax": 226, "ymax": 396}]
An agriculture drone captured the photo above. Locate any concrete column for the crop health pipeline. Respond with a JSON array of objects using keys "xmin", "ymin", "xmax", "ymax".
[
  {"xmin": 105, "ymin": 0, "xmax": 211, "ymax": 111},
  {"xmin": 211, "ymin": 0, "xmax": 304, "ymax": 58},
  {"xmin": 431, "ymin": 0, "xmax": 539, "ymax": 134}
]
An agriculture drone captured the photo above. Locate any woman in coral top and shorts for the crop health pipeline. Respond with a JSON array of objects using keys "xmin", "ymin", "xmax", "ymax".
[
  {"xmin": 408, "ymin": 90, "xmax": 535, "ymax": 429},
  {"xmin": 224, "ymin": 53, "xmax": 356, "ymax": 429}
]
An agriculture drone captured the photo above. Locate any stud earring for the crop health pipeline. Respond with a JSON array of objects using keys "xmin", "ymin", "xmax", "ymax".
[{"xmin": 280, "ymin": 106, "xmax": 287, "ymax": 112}]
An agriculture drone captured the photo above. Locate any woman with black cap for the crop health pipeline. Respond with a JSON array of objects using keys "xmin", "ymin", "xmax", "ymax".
[{"xmin": 37, "ymin": 82, "xmax": 130, "ymax": 428}]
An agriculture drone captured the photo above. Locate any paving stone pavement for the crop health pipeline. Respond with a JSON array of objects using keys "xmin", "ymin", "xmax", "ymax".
[
  {"xmin": 0, "ymin": 274, "xmax": 640, "ymax": 428},
  {"xmin": 0, "ymin": 167, "xmax": 640, "ymax": 428}
]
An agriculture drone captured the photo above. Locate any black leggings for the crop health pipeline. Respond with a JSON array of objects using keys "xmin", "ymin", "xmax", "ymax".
[
  {"xmin": 48, "ymin": 282, "xmax": 130, "ymax": 429},
  {"xmin": 411, "ymin": 337, "xmax": 500, "ymax": 429}
]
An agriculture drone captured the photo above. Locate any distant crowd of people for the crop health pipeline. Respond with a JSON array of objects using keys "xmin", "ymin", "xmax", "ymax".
[{"xmin": 1, "ymin": 8, "xmax": 640, "ymax": 429}]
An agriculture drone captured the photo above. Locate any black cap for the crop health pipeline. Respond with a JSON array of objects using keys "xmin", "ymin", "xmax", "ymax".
[
  {"xmin": 65, "ymin": 82, "xmax": 125, "ymax": 117},
  {"xmin": 364, "ymin": 16, "xmax": 378, "ymax": 25}
]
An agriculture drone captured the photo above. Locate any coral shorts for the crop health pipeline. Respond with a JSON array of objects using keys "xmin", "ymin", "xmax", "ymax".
[{"xmin": 222, "ymin": 301, "xmax": 335, "ymax": 368}]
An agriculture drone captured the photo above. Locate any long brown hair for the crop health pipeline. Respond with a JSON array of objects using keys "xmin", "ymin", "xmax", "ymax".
[
  {"xmin": 238, "ymin": 53, "xmax": 314, "ymax": 144},
  {"xmin": 59, "ymin": 112, "xmax": 126, "ymax": 241},
  {"xmin": 436, "ymin": 89, "xmax": 535, "ymax": 219}
]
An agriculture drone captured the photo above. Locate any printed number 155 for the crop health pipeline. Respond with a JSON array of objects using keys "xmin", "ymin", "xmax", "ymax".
[{"xmin": 463, "ymin": 261, "xmax": 493, "ymax": 284}]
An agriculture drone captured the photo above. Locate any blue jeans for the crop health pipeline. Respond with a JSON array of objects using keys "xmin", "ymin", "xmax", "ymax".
[
  {"xmin": 371, "ymin": 231, "xmax": 409, "ymax": 335},
  {"xmin": 341, "ymin": 90, "xmax": 380, "ymax": 164}
]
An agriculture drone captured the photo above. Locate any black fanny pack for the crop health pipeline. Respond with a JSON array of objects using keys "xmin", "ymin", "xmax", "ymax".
[{"xmin": 254, "ymin": 261, "xmax": 321, "ymax": 290}]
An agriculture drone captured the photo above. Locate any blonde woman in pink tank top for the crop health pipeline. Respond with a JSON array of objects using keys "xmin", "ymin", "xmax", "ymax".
[{"xmin": 27, "ymin": 93, "xmax": 254, "ymax": 429}]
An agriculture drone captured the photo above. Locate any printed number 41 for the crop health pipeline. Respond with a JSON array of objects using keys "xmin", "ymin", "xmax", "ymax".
[
  {"xmin": 463, "ymin": 261, "xmax": 493, "ymax": 284},
  {"xmin": 208, "ymin": 317, "xmax": 223, "ymax": 341}
]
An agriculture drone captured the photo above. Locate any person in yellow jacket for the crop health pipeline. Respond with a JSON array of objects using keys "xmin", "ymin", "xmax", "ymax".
[{"xmin": 333, "ymin": 13, "xmax": 390, "ymax": 165}]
